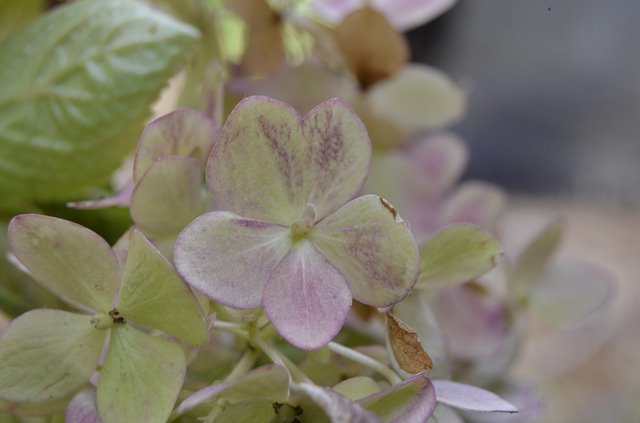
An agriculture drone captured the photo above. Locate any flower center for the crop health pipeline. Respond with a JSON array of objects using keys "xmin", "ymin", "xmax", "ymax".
[
  {"xmin": 272, "ymin": 402, "xmax": 303, "ymax": 423},
  {"xmin": 290, "ymin": 203, "xmax": 317, "ymax": 241},
  {"xmin": 90, "ymin": 312, "xmax": 114, "ymax": 329}
]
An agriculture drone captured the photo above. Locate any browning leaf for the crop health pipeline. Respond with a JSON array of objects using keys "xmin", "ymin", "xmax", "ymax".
[{"xmin": 387, "ymin": 312, "xmax": 433, "ymax": 374}]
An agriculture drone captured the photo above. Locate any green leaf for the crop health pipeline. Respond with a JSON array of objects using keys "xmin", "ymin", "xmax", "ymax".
[
  {"xmin": 416, "ymin": 224, "xmax": 502, "ymax": 288},
  {"xmin": 0, "ymin": 0, "xmax": 199, "ymax": 201},
  {"xmin": 0, "ymin": 310, "xmax": 106, "ymax": 403},
  {"xmin": 118, "ymin": 230, "xmax": 207, "ymax": 346},
  {"xmin": 97, "ymin": 325, "xmax": 186, "ymax": 423}
]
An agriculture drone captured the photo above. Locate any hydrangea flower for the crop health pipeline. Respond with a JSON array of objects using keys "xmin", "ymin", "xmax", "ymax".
[
  {"xmin": 0, "ymin": 215, "xmax": 207, "ymax": 423},
  {"xmin": 175, "ymin": 96, "xmax": 419, "ymax": 350}
]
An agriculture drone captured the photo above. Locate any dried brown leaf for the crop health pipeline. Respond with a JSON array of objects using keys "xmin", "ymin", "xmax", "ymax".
[{"xmin": 387, "ymin": 312, "xmax": 433, "ymax": 374}]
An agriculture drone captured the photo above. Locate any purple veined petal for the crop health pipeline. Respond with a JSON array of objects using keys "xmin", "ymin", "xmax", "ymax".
[
  {"xmin": 66, "ymin": 181, "xmax": 134, "ymax": 209},
  {"xmin": 8, "ymin": 214, "xmax": 120, "ymax": 312},
  {"xmin": 66, "ymin": 390, "xmax": 100, "ymax": 423},
  {"xmin": 130, "ymin": 156, "xmax": 211, "ymax": 239},
  {"xmin": 438, "ymin": 181, "xmax": 506, "ymax": 231},
  {"xmin": 365, "ymin": 64, "xmax": 466, "ymax": 135},
  {"xmin": 263, "ymin": 241, "xmax": 352, "ymax": 350},
  {"xmin": 310, "ymin": 195, "xmax": 419, "ymax": 308},
  {"xmin": 432, "ymin": 380, "xmax": 518, "ymax": 413},
  {"xmin": 174, "ymin": 211, "xmax": 293, "ymax": 309},
  {"xmin": 207, "ymin": 96, "xmax": 371, "ymax": 224},
  {"xmin": 176, "ymin": 364, "xmax": 290, "ymax": 415},
  {"xmin": 375, "ymin": 0, "xmax": 458, "ymax": 31},
  {"xmin": 358, "ymin": 374, "xmax": 436, "ymax": 423},
  {"xmin": 133, "ymin": 108, "xmax": 219, "ymax": 182},
  {"xmin": 291, "ymin": 382, "xmax": 381, "ymax": 423},
  {"xmin": 530, "ymin": 260, "xmax": 614, "ymax": 324}
]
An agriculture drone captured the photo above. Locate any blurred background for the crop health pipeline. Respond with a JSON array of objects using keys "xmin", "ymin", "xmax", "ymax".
[{"xmin": 408, "ymin": 1, "xmax": 639, "ymax": 421}]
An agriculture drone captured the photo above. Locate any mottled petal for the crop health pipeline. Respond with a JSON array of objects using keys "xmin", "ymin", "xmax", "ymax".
[
  {"xmin": 174, "ymin": 211, "xmax": 292, "ymax": 309},
  {"xmin": 417, "ymin": 224, "xmax": 502, "ymax": 287},
  {"xmin": 311, "ymin": 195, "xmax": 419, "ymax": 307},
  {"xmin": 133, "ymin": 108, "xmax": 218, "ymax": 182},
  {"xmin": 130, "ymin": 156, "xmax": 210, "ymax": 239},
  {"xmin": 8, "ymin": 215, "xmax": 119, "ymax": 311},
  {"xmin": 358, "ymin": 374, "xmax": 436, "ymax": 423},
  {"xmin": 207, "ymin": 96, "xmax": 371, "ymax": 224},
  {"xmin": 438, "ymin": 181, "xmax": 506, "ymax": 230},
  {"xmin": 118, "ymin": 230, "xmax": 207, "ymax": 345},
  {"xmin": 97, "ymin": 325, "xmax": 186, "ymax": 423},
  {"xmin": 0, "ymin": 310, "xmax": 105, "ymax": 402},
  {"xmin": 432, "ymin": 380, "xmax": 518, "ymax": 413},
  {"xmin": 66, "ymin": 390, "xmax": 100, "ymax": 423},
  {"xmin": 531, "ymin": 260, "xmax": 614, "ymax": 324},
  {"xmin": 176, "ymin": 364, "xmax": 290, "ymax": 415},
  {"xmin": 292, "ymin": 383, "xmax": 381, "ymax": 423},
  {"xmin": 365, "ymin": 65, "xmax": 466, "ymax": 134},
  {"xmin": 263, "ymin": 241, "xmax": 352, "ymax": 350}
]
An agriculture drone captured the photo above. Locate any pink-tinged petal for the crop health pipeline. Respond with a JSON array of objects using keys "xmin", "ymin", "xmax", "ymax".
[
  {"xmin": 263, "ymin": 241, "xmax": 352, "ymax": 350},
  {"xmin": 66, "ymin": 390, "xmax": 100, "ymax": 423},
  {"xmin": 531, "ymin": 260, "xmax": 614, "ymax": 324},
  {"xmin": 207, "ymin": 96, "xmax": 371, "ymax": 224},
  {"xmin": 311, "ymin": 195, "xmax": 419, "ymax": 307},
  {"xmin": 130, "ymin": 157, "xmax": 210, "ymax": 239},
  {"xmin": 358, "ymin": 374, "xmax": 436, "ymax": 423},
  {"xmin": 465, "ymin": 383, "xmax": 544, "ymax": 423},
  {"xmin": 8, "ymin": 215, "xmax": 119, "ymax": 311},
  {"xmin": 67, "ymin": 181, "xmax": 134, "ymax": 209},
  {"xmin": 408, "ymin": 135, "xmax": 468, "ymax": 197},
  {"xmin": 291, "ymin": 383, "xmax": 381, "ymax": 423},
  {"xmin": 375, "ymin": 0, "xmax": 458, "ymax": 31},
  {"xmin": 133, "ymin": 108, "xmax": 218, "ymax": 182},
  {"xmin": 438, "ymin": 181, "xmax": 506, "ymax": 231},
  {"xmin": 176, "ymin": 364, "xmax": 290, "ymax": 415},
  {"xmin": 174, "ymin": 211, "xmax": 292, "ymax": 309},
  {"xmin": 432, "ymin": 380, "xmax": 518, "ymax": 413},
  {"xmin": 365, "ymin": 65, "xmax": 466, "ymax": 135},
  {"xmin": 310, "ymin": 0, "xmax": 362, "ymax": 24}
]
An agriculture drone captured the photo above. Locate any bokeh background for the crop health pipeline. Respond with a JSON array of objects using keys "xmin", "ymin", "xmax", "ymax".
[{"xmin": 409, "ymin": 1, "xmax": 639, "ymax": 421}]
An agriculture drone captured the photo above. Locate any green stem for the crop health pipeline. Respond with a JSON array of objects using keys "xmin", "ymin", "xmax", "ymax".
[
  {"xmin": 224, "ymin": 349, "xmax": 258, "ymax": 382},
  {"xmin": 213, "ymin": 320, "xmax": 249, "ymax": 339},
  {"xmin": 327, "ymin": 342, "xmax": 401, "ymax": 385},
  {"xmin": 252, "ymin": 337, "xmax": 311, "ymax": 383}
]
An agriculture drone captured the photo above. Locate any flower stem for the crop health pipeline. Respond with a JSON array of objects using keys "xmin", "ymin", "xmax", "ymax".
[
  {"xmin": 213, "ymin": 320, "xmax": 249, "ymax": 339},
  {"xmin": 252, "ymin": 336, "xmax": 311, "ymax": 383},
  {"xmin": 327, "ymin": 342, "xmax": 401, "ymax": 385},
  {"xmin": 224, "ymin": 348, "xmax": 258, "ymax": 382}
]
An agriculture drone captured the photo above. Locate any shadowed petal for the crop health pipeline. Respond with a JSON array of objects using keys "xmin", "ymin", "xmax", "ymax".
[
  {"xmin": 0, "ymin": 310, "xmax": 105, "ymax": 403},
  {"xmin": 439, "ymin": 181, "xmax": 505, "ymax": 231},
  {"xmin": 292, "ymin": 383, "xmax": 381, "ymax": 422},
  {"xmin": 432, "ymin": 380, "xmax": 518, "ymax": 413},
  {"xmin": 133, "ymin": 108, "xmax": 218, "ymax": 182},
  {"xmin": 207, "ymin": 96, "xmax": 371, "ymax": 224},
  {"xmin": 8, "ymin": 214, "xmax": 119, "ymax": 311},
  {"xmin": 310, "ymin": 195, "xmax": 419, "ymax": 307},
  {"xmin": 263, "ymin": 242, "xmax": 352, "ymax": 350},
  {"xmin": 66, "ymin": 390, "xmax": 100, "ymax": 423},
  {"xmin": 130, "ymin": 156, "xmax": 210, "ymax": 239},
  {"xmin": 174, "ymin": 211, "xmax": 292, "ymax": 309}
]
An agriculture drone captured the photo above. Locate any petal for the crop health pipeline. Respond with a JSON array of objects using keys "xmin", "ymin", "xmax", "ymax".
[
  {"xmin": 386, "ymin": 313, "xmax": 433, "ymax": 374},
  {"xmin": 117, "ymin": 230, "xmax": 207, "ymax": 345},
  {"xmin": 432, "ymin": 380, "xmax": 518, "ymax": 413},
  {"xmin": 291, "ymin": 383, "xmax": 381, "ymax": 423},
  {"xmin": 66, "ymin": 390, "xmax": 100, "ymax": 423},
  {"xmin": 67, "ymin": 181, "xmax": 134, "ymax": 209},
  {"xmin": 263, "ymin": 241, "xmax": 352, "ymax": 350},
  {"xmin": 333, "ymin": 377, "xmax": 381, "ymax": 400},
  {"xmin": 207, "ymin": 96, "xmax": 371, "ymax": 224},
  {"xmin": 309, "ymin": 0, "xmax": 362, "ymax": 24},
  {"xmin": 97, "ymin": 325, "xmax": 186, "ymax": 423},
  {"xmin": 531, "ymin": 260, "xmax": 614, "ymax": 324},
  {"xmin": 416, "ymin": 224, "xmax": 502, "ymax": 287},
  {"xmin": 428, "ymin": 404, "xmax": 464, "ymax": 423},
  {"xmin": 358, "ymin": 374, "xmax": 436, "ymax": 423},
  {"xmin": 8, "ymin": 214, "xmax": 119, "ymax": 311},
  {"xmin": 0, "ymin": 310, "xmax": 105, "ymax": 402},
  {"xmin": 375, "ymin": 0, "xmax": 458, "ymax": 31},
  {"xmin": 365, "ymin": 64, "xmax": 466, "ymax": 134},
  {"xmin": 130, "ymin": 156, "xmax": 210, "ymax": 239},
  {"xmin": 176, "ymin": 364, "xmax": 290, "ymax": 415},
  {"xmin": 133, "ymin": 108, "xmax": 218, "ymax": 182},
  {"xmin": 174, "ymin": 211, "xmax": 292, "ymax": 309},
  {"xmin": 438, "ymin": 181, "xmax": 506, "ymax": 230},
  {"xmin": 310, "ymin": 195, "xmax": 419, "ymax": 307}
]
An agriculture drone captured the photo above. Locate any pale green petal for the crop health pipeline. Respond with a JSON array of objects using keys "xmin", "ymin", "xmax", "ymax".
[
  {"xmin": 416, "ymin": 224, "xmax": 502, "ymax": 288},
  {"xmin": 0, "ymin": 310, "xmax": 105, "ymax": 402},
  {"xmin": 8, "ymin": 214, "xmax": 119, "ymax": 311},
  {"xmin": 333, "ymin": 377, "xmax": 381, "ymax": 401},
  {"xmin": 365, "ymin": 64, "xmax": 466, "ymax": 134},
  {"xmin": 130, "ymin": 156, "xmax": 211, "ymax": 240},
  {"xmin": 207, "ymin": 96, "xmax": 371, "ymax": 224},
  {"xmin": 133, "ymin": 108, "xmax": 218, "ymax": 182},
  {"xmin": 310, "ymin": 195, "xmax": 419, "ymax": 307},
  {"xmin": 118, "ymin": 230, "xmax": 207, "ymax": 346},
  {"xmin": 97, "ymin": 325, "xmax": 186, "ymax": 423}
]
